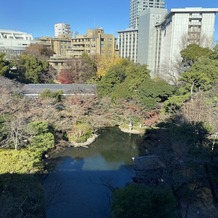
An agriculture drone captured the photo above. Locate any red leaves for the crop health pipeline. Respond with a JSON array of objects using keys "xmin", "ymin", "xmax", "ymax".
[
  {"xmin": 56, "ymin": 69, "xmax": 74, "ymax": 84},
  {"xmin": 144, "ymin": 110, "xmax": 160, "ymax": 126}
]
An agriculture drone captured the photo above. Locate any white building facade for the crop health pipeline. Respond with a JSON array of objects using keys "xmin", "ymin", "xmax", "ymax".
[
  {"xmin": 137, "ymin": 8, "xmax": 167, "ymax": 76},
  {"xmin": 158, "ymin": 8, "xmax": 218, "ymax": 80},
  {"xmin": 117, "ymin": 28, "xmax": 138, "ymax": 62},
  {"xmin": 0, "ymin": 29, "xmax": 34, "ymax": 58},
  {"xmin": 54, "ymin": 23, "xmax": 71, "ymax": 38}
]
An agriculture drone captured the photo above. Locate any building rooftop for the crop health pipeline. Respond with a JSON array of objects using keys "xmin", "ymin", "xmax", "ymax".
[
  {"xmin": 171, "ymin": 7, "xmax": 218, "ymax": 13},
  {"xmin": 117, "ymin": 28, "xmax": 138, "ymax": 33},
  {"xmin": 21, "ymin": 84, "xmax": 97, "ymax": 96},
  {"xmin": 161, "ymin": 7, "xmax": 218, "ymax": 24},
  {"xmin": 0, "ymin": 29, "xmax": 31, "ymax": 35}
]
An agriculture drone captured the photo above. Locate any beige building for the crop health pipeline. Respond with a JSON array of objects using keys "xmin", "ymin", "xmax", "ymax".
[
  {"xmin": 38, "ymin": 28, "xmax": 117, "ymax": 58},
  {"xmin": 38, "ymin": 28, "xmax": 118, "ymax": 72},
  {"xmin": 38, "ymin": 37, "xmax": 71, "ymax": 56},
  {"xmin": 67, "ymin": 28, "xmax": 117, "ymax": 57}
]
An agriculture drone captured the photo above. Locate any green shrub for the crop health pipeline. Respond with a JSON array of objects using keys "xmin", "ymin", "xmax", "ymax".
[
  {"xmin": 40, "ymin": 89, "xmax": 63, "ymax": 101},
  {"xmin": 27, "ymin": 121, "xmax": 55, "ymax": 150},
  {"xmin": 111, "ymin": 184, "xmax": 177, "ymax": 218},
  {"xmin": 68, "ymin": 123, "xmax": 93, "ymax": 143},
  {"xmin": 29, "ymin": 132, "xmax": 54, "ymax": 151},
  {"xmin": 163, "ymin": 94, "xmax": 190, "ymax": 114},
  {"xmin": 28, "ymin": 121, "xmax": 49, "ymax": 135},
  {"xmin": 0, "ymin": 149, "xmax": 43, "ymax": 174}
]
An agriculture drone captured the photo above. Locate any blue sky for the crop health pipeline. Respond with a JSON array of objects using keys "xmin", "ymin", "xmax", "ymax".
[{"xmin": 0, "ymin": 0, "xmax": 218, "ymax": 41}]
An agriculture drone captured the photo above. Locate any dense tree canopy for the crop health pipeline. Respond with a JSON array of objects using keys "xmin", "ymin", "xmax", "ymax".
[
  {"xmin": 56, "ymin": 56, "xmax": 97, "ymax": 84},
  {"xmin": 95, "ymin": 47, "xmax": 124, "ymax": 77},
  {"xmin": 97, "ymin": 60, "xmax": 174, "ymax": 110},
  {"xmin": 23, "ymin": 43, "xmax": 54, "ymax": 60},
  {"xmin": 164, "ymin": 44, "xmax": 218, "ymax": 114},
  {"xmin": 111, "ymin": 184, "xmax": 177, "ymax": 218},
  {"xmin": 19, "ymin": 54, "xmax": 49, "ymax": 83},
  {"xmin": 0, "ymin": 53, "xmax": 10, "ymax": 76},
  {"xmin": 180, "ymin": 44, "xmax": 212, "ymax": 67}
]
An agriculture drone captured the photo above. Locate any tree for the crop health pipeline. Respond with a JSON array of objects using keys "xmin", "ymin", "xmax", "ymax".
[
  {"xmin": 56, "ymin": 57, "xmax": 96, "ymax": 84},
  {"xmin": 137, "ymin": 78, "xmax": 175, "ymax": 109},
  {"xmin": 111, "ymin": 184, "xmax": 177, "ymax": 218},
  {"xmin": 13, "ymin": 54, "xmax": 49, "ymax": 83},
  {"xmin": 95, "ymin": 46, "xmax": 124, "ymax": 77},
  {"xmin": 81, "ymin": 52, "xmax": 97, "ymax": 75},
  {"xmin": 56, "ymin": 69, "xmax": 74, "ymax": 84},
  {"xmin": 23, "ymin": 43, "xmax": 54, "ymax": 60},
  {"xmin": 180, "ymin": 44, "xmax": 212, "ymax": 67},
  {"xmin": 179, "ymin": 56, "xmax": 218, "ymax": 99},
  {"xmin": 0, "ymin": 53, "xmax": 10, "ymax": 76},
  {"xmin": 160, "ymin": 58, "xmax": 187, "ymax": 85},
  {"xmin": 67, "ymin": 122, "xmax": 94, "ymax": 143},
  {"xmin": 97, "ymin": 61, "xmax": 151, "ymax": 100},
  {"xmin": 163, "ymin": 45, "xmax": 218, "ymax": 114},
  {"xmin": 97, "ymin": 64, "xmax": 127, "ymax": 97},
  {"xmin": 5, "ymin": 112, "xmax": 28, "ymax": 150},
  {"xmin": 163, "ymin": 94, "xmax": 190, "ymax": 114},
  {"xmin": 28, "ymin": 121, "xmax": 54, "ymax": 150}
]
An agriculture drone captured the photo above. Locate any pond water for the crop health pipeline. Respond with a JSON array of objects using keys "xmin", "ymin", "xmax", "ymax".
[{"xmin": 43, "ymin": 127, "xmax": 142, "ymax": 218}]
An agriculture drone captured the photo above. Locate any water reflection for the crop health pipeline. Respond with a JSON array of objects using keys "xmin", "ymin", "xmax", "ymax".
[{"xmin": 44, "ymin": 127, "xmax": 142, "ymax": 218}]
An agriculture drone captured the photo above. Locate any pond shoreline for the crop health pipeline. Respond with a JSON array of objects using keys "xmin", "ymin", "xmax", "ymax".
[
  {"xmin": 68, "ymin": 126, "xmax": 146, "ymax": 148},
  {"xmin": 70, "ymin": 133, "xmax": 99, "ymax": 148},
  {"xmin": 119, "ymin": 126, "xmax": 146, "ymax": 135}
]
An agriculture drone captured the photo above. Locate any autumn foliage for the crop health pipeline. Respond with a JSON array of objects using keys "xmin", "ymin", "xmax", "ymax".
[
  {"xmin": 56, "ymin": 69, "xmax": 75, "ymax": 84},
  {"xmin": 144, "ymin": 110, "xmax": 160, "ymax": 126}
]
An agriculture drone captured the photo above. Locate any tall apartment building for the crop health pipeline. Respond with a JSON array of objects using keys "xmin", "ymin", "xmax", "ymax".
[
  {"xmin": 158, "ymin": 8, "xmax": 218, "ymax": 79},
  {"xmin": 0, "ymin": 29, "xmax": 34, "ymax": 59},
  {"xmin": 130, "ymin": 0, "xmax": 165, "ymax": 28},
  {"xmin": 54, "ymin": 23, "xmax": 71, "ymax": 38},
  {"xmin": 118, "ymin": 0, "xmax": 165, "ymax": 62}
]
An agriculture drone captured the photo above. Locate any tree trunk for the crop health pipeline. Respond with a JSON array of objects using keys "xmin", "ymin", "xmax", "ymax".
[{"xmin": 190, "ymin": 82, "xmax": 195, "ymax": 101}]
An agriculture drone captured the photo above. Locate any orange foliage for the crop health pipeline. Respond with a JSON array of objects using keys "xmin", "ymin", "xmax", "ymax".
[{"xmin": 144, "ymin": 110, "xmax": 160, "ymax": 126}]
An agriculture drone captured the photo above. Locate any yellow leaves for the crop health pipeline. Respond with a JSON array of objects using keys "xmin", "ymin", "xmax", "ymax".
[
  {"xmin": 0, "ymin": 149, "xmax": 43, "ymax": 174},
  {"xmin": 96, "ymin": 52, "xmax": 123, "ymax": 77}
]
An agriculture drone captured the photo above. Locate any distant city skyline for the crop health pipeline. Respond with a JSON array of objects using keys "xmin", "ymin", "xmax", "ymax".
[{"xmin": 0, "ymin": 0, "xmax": 218, "ymax": 40}]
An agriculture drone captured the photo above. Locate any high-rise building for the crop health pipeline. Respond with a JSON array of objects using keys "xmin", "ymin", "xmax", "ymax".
[
  {"xmin": 129, "ymin": 0, "xmax": 165, "ymax": 28},
  {"xmin": 54, "ymin": 23, "xmax": 71, "ymax": 38},
  {"xmin": 137, "ymin": 8, "xmax": 167, "ymax": 76},
  {"xmin": 118, "ymin": 0, "xmax": 165, "ymax": 63}
]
